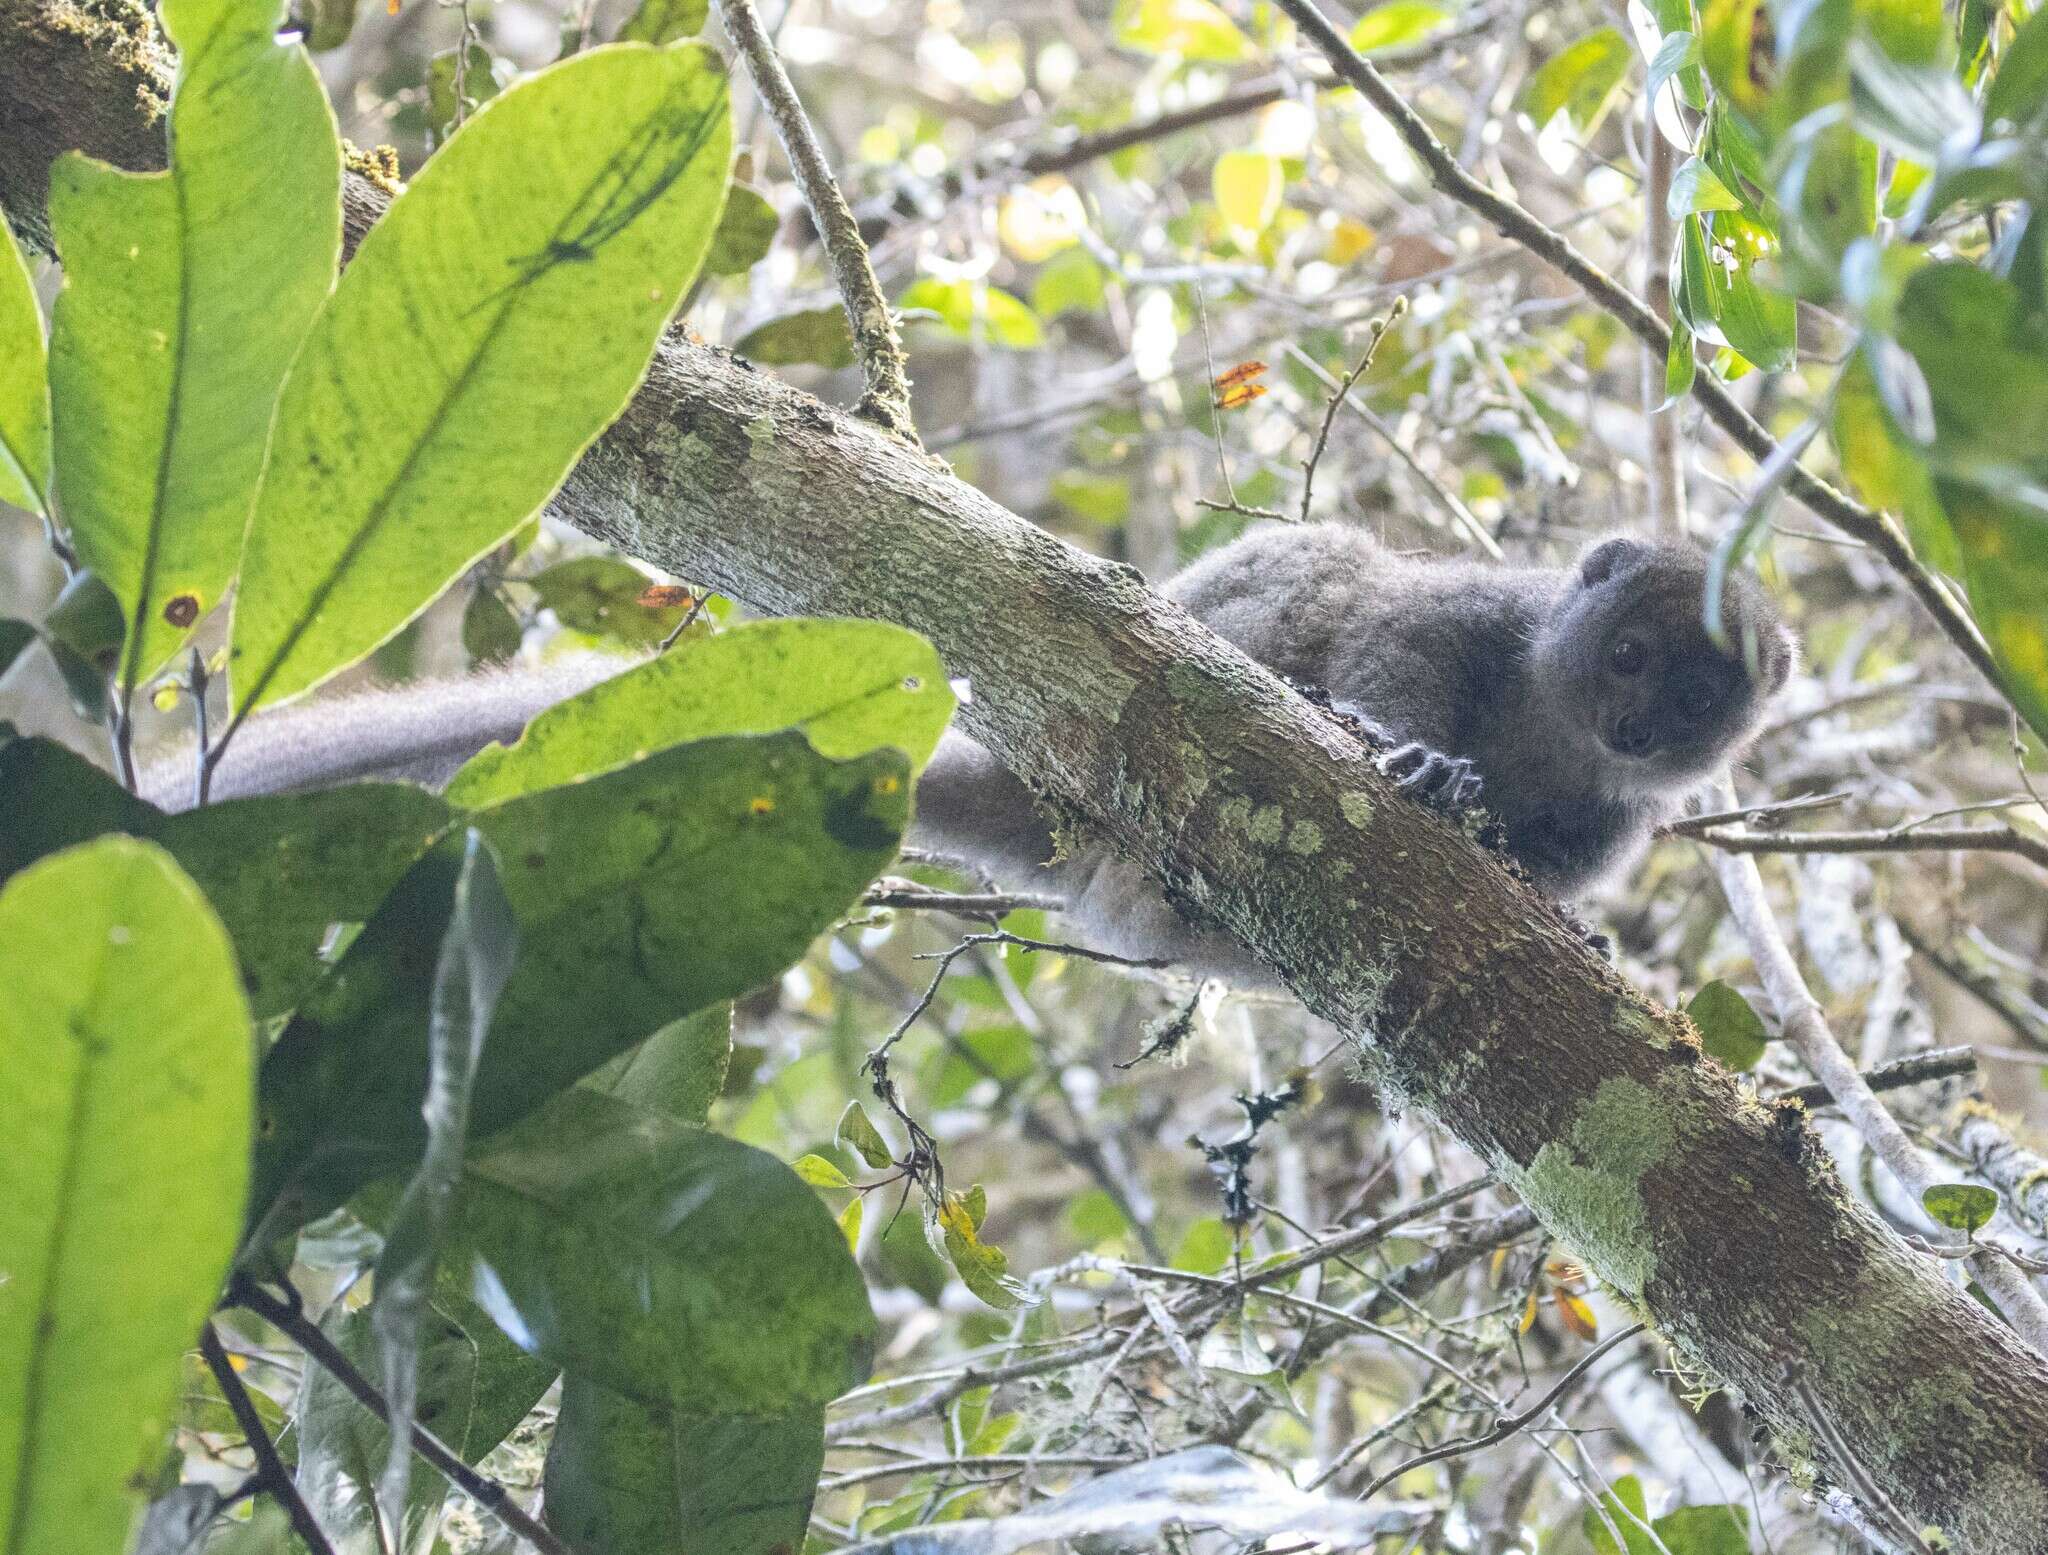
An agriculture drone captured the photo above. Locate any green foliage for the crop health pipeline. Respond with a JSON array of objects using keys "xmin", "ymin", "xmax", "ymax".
[
  {"xmin": 900, "ymin": 276, "xmax": 1045, "ymax": 350},
  {"xmin": 707, "ymin": 183, "xmax": 780, "ymax": 275},
  {"xmin": 230, "ymin": 43, "xmax": 732, "ymax": 713},
  {"xmin": 619, "ymin": 0, "xmax": 712, "ymax": 45},
  {"xmin": 1685, "ymin": 980, "xmax": 1770, "ymax": 1071},
  {"xmin": 48, "ymin": 0, "xmax": 339, "ymax": 696},
  {"xmin": 446, "ymin": 618, "xmax": 954, "ymax": 804},
  {"xmin": 0, "ymin": 839, "xmax": 251, "ymax": 1555},
  {"xmin": 1349, "ymin": 1, "xmax": 1452, "ymax": 56},
  {"xmin": 0, "ymin": 209, "xmax": 49, "ymax": 515},
  {"xmin": 1519, "ymin": 27, "xmax": 1635, "ymax": 134},
  {"xmin": 735, "ymin": 304, "xmax": 857, "ymax": 367},
  {"xmin": 528, "ymin": 555, "xmax": 695, "ymax": 647},
  {"xmin": 1587, "ymin": 1476, "xmax": 1751, "ymax": 1554},
  {"xmin": 1923, "ymin": 1182, "xmax": 1998, "ymax": 1235}
]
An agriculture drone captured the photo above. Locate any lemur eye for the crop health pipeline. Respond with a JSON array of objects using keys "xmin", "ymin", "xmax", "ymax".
[{"xmin": 1609, "ymin": 637, "xmax": 1646, "ymax": 675}]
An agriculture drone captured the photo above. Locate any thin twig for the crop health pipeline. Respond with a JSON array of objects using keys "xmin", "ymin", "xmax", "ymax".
[
  {"xmin": 200, "ymin": 1324, "xmax": 336, "ymax": 1555},
  {"xmin": 716, "ymin": 0, "xmax": 919, "ymax": 443},
  {"xmin": 1663, "ymin": 789, "xmax": 1852, "ymax": 836},
  {"xmin": 1779, "ymin": 1045, "xmax": 1978, "ymax": 1111},
  {"xmin": 1355, "ymin": 1323, "xmax": 1648, "ymax": 1501},
  {"xmin": 1267, "ymin": 0, "xmax": 2020, "ymax": 727},
  {"xmin": 861, "ymin": 883, "xmax": 1065, "ymax": 916},
  {"xmin": 1692, "ymin": 823, "xmax": 2048, "ymax": 871},
  {"xmin": 1298, "ymin": 298, "xmax": 1407, "ymax": 523},
  {"xmin": 228, "ymin": 1278, "xmax": 569, "ymax": 1555}
]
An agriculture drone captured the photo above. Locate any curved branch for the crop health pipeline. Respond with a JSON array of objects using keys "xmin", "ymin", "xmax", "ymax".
[{"xmin": 6, "ymin": 8, "xmax": 2048, "ymax": 1546}]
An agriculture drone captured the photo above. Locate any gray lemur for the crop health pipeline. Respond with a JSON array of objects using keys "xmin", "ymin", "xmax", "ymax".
[
  {"xmin": 912, "ymin": 523, "xmax": 1794, "ymax": 981},
  {"xmin": 146, "ymin": 523, "xmax": 1793, "ymax": 986}
]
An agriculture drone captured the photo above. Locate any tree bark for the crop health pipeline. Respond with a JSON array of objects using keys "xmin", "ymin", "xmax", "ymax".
[{"xmin": 4, "ymin": 6, "xmax": 2046, "ymax": 1545}]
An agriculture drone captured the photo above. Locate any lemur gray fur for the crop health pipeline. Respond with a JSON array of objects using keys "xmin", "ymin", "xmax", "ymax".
[
  {"xmin": 143, "ymin": 524, "xmax": 1793, "ymax": 987},
  {"xmin": 911, "ymin": 524, "xmax": 1794, "ymax": 981}
]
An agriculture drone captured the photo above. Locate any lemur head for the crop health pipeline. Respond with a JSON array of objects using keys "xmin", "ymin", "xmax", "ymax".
[{"xmin": 1535, "ymin": 536, "xmax": 1796, "ymax": 790}]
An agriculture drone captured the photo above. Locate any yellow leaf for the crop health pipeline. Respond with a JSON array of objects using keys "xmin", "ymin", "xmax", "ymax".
[
  {"xmin": 1213, "ymin": 150, "xmax": 1284, "ymax": 237},
  {"xmin": 838, "ymin": 1195, "xmax": 863, "ymax": 1253},
  {"xmin": 1554, "ymin": 1288, "xmax": 1600, "ymax": 1341},
  {"xmin": 1327, "ymin": 216, "xmax": 1376, "ymax": 265},
  {"xmin": 1520, "ymin": 1288, "xmax": 1539, "ymax": 1333}
]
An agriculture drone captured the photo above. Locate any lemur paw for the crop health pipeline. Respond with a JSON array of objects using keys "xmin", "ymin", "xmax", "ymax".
[{"xmin": 1377, "ymin": 743, "xmax": 1485, "ymax": 811}]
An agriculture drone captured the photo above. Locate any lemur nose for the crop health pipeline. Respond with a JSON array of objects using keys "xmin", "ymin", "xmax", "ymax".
[{"xmin": 1610, "ymin": 714, "xmax": 1655, "ymax": 756}]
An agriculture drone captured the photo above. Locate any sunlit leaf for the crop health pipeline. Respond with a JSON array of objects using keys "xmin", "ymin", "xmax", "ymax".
[
  {"xmin": 1113, "ymin": 0, "xmax": 1249, "ymax": 61},
  {"xmin": 1832, "ymin": 349, "xmax": 1959, "ymax": 572},
  {"xmin": 838, "ymin": 1099, "xmax": 896, "ymax": 1169},
  {"xmin": 0, "ymin": 839, "xmax": 251, "ymax": 1555},
  {"xmin": 1349, "ymin": 0, "xmax": 1451, "ymax": 56},
  {"xmin": 1518, "ymin": 27, "xmax": 1635, "ymax": 134},
  {"xmin": 1669, "ymin": 156, "xmax": 1743, "ymax": 215},
  {"xmin": 1213, "ymin": 150, "xmax": 1285, "ymax": 235},
  {"xmin": 0, "ymin": 209, "xmax": 49, "ymax": 515},
  {"xmin": 1033, "ymin": 246, "xmax": 1108, "ymax": 318},
  {"xmin": 706, "ymin": 183, "xmax": 779, "ymax": 274},
  {"xmin": 1939, "ymin": 480, "xmax": 2048, "ymax": 743},
  {"xmin": 618, "ymin": 0, "xmax": 710, "ymax": 44},
  {"xmin": 446, "ymin": 618, "xmax": 953, "ymax": 804},
  {"xmin": 528, "ymin": 555, "xmax": 691, "ymax": 647},
  {"xmin": 900, "ymin": 276, "xmax": 1044, "ymax": 350},
  {"xmin": 231, "ymin": 43, "xmax": 732, "ymax": 714},
  {"xmin": 49, "ymin": 0, "xmax": 340, "ymax": 696},
  {"xmin": 933, "ymin": 1192, "xmax": 1038, "ymax": 1310},
  {"xmin": 735, "ymin": 304, "xmax": 856, "ymax": 368}
]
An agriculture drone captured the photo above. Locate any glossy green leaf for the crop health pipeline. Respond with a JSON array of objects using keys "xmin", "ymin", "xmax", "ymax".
[
  {"xmin": 706, "ymin": 184, "xmax": 779, "ymax": 274},
  {"xmin": 1112, "ymin": 0, "xmax": 1249, "ymax": 61},
  {"xmin": 932, "ymin": 1192, "xmax": 1037, "ymax": 1310},
  {"xmin": 838, "ymin": 1098, "xmax": 896, "ymax": 1169},
  {"xmin": 1349, "ymin": 0, "xmax": 1451, "ymax": 54},
  {"xmin": 1669, "ymin": 156, "xmax": 1743, "ymax": 215},
  {"xmin": 251, "ymin": 731, "xmax": 908, "ymax": 1236},
  {"xmin": 0, "ymin": 208, "xmax": 49, "ymax": 515},
  {"xmin": 370, "ymin": 832, "xmax": 519, "ymax": 1530},
  {"xmin": 794, "ymin": 1153, "xmax": 854, "ymax": 1189},
  {"xmin": 735, "ymin": 304, "xmax": 857, "ymax": 368},
  {"xmin": 1588, "ymin": 1479, "xmax": 1752, "ymax": 1555},
  {"xmin": 49, "ymin": 0, "xmax": 340, "ymax": 697},
  {"xmin": 0, "ymin": 839, "xmax": 252, "ymax": 1555},
  {"xmin": 1701, "ymin": 213, "xmax": 1798, "ymax": 371},
  {"xmin": 1777, "ymin": 119, "xmax": 1878, "ymax": 288},
  {"xmin": 1986, "ymin": 4, "xmax": 2048, "ymax": 132},
  {"xmin": 528, "ymin": 555, "xmax": 691, "ymax": 646},
  {"xmin": 454, "ymin": 1087, "xmax": 876, "ymax": 1554},
  {"xmin": 1685, "ymin": 979, "xmax": 1769, "ymax": 1070},
  {"xmin": 448, "ymin": 618, "xmax": 953, "ymax": 804},
  {"xmin": 581, "ymin": 1003, "xmax": 734, "ymax": 1124},
  {"xmin": 1664, "ymin": 318, "xmax": 1698, "ymax": 404},
  {"xmin": 1922, "ymin": 1181, "xmax": 1999, "ymax": 1235},
  {"xmin": 619, "ymin": 0, "xmax": 711, "ymax": 44},
  {"xmin": 231, "ymin": 43, "xmax": 733, "ymax": 714},
  {"xmin": 899, "ymin": 276, "xmax": 1044, "ymax": 350},
  {"xmin": 1518, "ymin": 27, "xmax": 1634, "ymax": 134}
]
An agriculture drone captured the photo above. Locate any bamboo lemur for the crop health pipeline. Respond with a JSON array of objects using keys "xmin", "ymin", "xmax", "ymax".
[{"xmin": 145, "ymin": 524, "xmax": 1794, "ymax": 984}]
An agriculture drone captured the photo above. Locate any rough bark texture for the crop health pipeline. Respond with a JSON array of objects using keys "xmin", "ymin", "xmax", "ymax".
[{"xmin": 4, "ymin": 7, "xmax": 2047, "ymax": 1545}]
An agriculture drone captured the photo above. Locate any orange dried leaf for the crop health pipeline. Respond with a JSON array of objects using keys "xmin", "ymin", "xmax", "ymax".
[
  {"xmin": 637, "ymin": 584, "xmax": 694, "ymax": 609},
  {"xmin": 1212, "ymin": 359, "xmax": 1269, "ymax": 390},
  {"xmin": 1214, "ymin": 382, "xmax": 1268, "ymax": 411},
  {"xmin": 1554, "ymin": 1288, "xmax": 1600, "ymax": 1341}
]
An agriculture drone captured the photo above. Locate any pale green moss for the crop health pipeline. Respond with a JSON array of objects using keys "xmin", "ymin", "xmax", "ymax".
[
  {"xmin": 1218, "ymin": 795, "xmax": 1252, "ymax": 833},
  {"xmin": 1504, "ymin": 1077, "xmax": 1676, "ymax": 1299},
  {"xmin": 1340, "ymin": 790, "xmax": 1374, "ymax": 829},
  {"xmin": 1286, "ymin": 819, "xmax": 1323, "ymax": 855},
  {"xmin": 744, "ymin": 414, "xmax": 777, "ymax": 453},
  {"xmin": 1246, "ymin": 803, "xmax": 1286, "ymax": 847}
]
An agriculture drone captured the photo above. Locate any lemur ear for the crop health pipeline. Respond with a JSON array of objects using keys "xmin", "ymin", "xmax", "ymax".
[{"xmin": 1578, "ymin": 537, "xmax": 1644, "ymax": 586}]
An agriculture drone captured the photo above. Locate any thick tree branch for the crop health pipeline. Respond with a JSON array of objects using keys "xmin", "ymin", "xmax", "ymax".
[
  {"xmin": 7, "ymin": 8, "xmax": 2048, "ymax": 1545},
  {"xmin": 1267, "ymin": 0, "xmax": 2021, "ymax": 727}
]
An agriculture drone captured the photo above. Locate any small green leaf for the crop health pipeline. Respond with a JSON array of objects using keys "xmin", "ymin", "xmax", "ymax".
[
  {"xmin": 1033, "ymin": 246, "xmax": 1107, "ymax": 319},
  {"xmin": 301, "ymin": 0, "xmax": 362, "ymax": 50},
  {"xmin": 793, "ymin": 1153, "xmax": 853, "ymax": 1188},
  {"xmin": 1686, "ymin": 979, "xmax": 1770, "ymax": 1070},
  {"xmin": 618, "ymin": 0, "xmax": 711, "ymax": 44},
  {"xmin": 529, "ymin": 555, "xmax": 692, "ymax": 647},
  {"xmin": 1646, "ymin": 30, "xmax": 1700, "ymax": 103},
  {"xmin": 1652, "ymin": 1502, "xmax": 1752, "ymax": 1555},
  {"xmin": 1664, "ymin": 318, "xmax": 1698, "ymax": 404},
  {"xmin": 1669, "ymin": 156, "xmax": 1743, "ymax": 215},
  {"xmin": 426, "ymin": 43, "xmax": 499, "ymax": 147},
  {"xmin": 0, "ymin": 208, "xmax": 49, "ymax": 515},
  {"xmin": 1113, "ymin": 0, "xmax": 1248, "ymax": 61},
  {"xmin": 1173, "ymin": 1217, "xmax": 1235, "ymax": 1274},
  {"xmin": 735, "ymin": 304, "xmax": 856, "ymax": 368},
  {"xmin": 1349, "ymin": 0, "xmax": 1451, "ymax": 55},
  {"xmin": 1518, "ymin": 27, "xmax": 1635, "ymax": 135},
  {"xmin": 462, "ymin": 584, "xmax": 523, "ymax": 666},
  {"xmin": 231, "ymin": 43, "xmax": 732, "ymax": 714},
  {"xmin": 49, "ymin": 0, "xmax": 340, "ymax": 697},
  {"xmin": 900, "ymin": 276, "xmax": 1044, "ymax": 350},
  {"xmin": 1923, "ymin": 1182, "xmax": 1999, "ymax": 1235},
  {"xmin": 1832, "ymin": 349, "xmax": 1958, "ymax": 573},
  {"xmin": 446, "ymin": 618, "xmax": 953, "ymax": 804},
  {"xmin": 838, "ymin": 1098, "xmax": 895, "ymax": 1169},
  {"xmin": 706, "ymin": 184, "xmax": 779, "ymax": 275},
  {"xmin": 839, "ymin": 1195, "xmax": 864, "ymax": 1253},
  {"xmin": 0, "ymin": 839, "xmax": 252, "ymax": 1555},
  {"xmin": 933, "ymin": 1192, "xmax": 1038, "ymax": 1310}
]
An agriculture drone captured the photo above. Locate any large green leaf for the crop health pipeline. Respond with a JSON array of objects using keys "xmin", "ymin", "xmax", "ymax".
[
  {"xmin": 0, "ymin": 839, "xmax": 252, "ymax": 1555},
  {"xmin": 1940, "ymin": 480, "xmax": 2048, "ymax": 743},
  {"xmin": 251, "ymin": 730, "xmax": 908, "ymax": 1236},
  {"xmin": 582, "ymin": 1003, "xmax": 734, "ymax": 1124},
  {"xmin": 446, "ymin": 618, "xmax": 953, "ymax": 805},
  {"xmin": 455, "ymin": 1087, "xmax": 876, "ymax": 1554},
  {"xmin": 1518, "ymin": 27, "xmax": 1635, "ymax": 134},
  {"xmin": 0, "ymin": 209, "xmax": 49, "ymax": 515},
  {"xmin": 47, "ymin": 0, "xmax": 339, "ymax": 696},
  {"xmin": 1894, "ymin": 262, "xmax": 2048, "ymax": 464},
  {"xmin": 230, "ymin": 43, "xmax": 731, "ymax": 715},
  {"xmin": 0, "ymin": 733, "xmax": 453, "ymax": 1019}
]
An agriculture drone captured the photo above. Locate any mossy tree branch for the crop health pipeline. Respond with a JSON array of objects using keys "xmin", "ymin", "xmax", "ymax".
[{"xmin": 5, "ymin": 5, "xmax": 2048, "ymax": 1546}]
